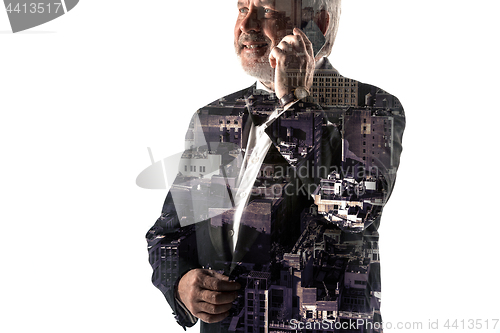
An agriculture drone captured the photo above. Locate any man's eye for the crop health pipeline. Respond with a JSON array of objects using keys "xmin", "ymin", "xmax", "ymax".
[
  {"xmin": 264, "ymin": 8, "xmax": 275, "ymax": 14},
  {"xmin": 239, "ymin": 8, "xmax": 248, "ymax": 14}
]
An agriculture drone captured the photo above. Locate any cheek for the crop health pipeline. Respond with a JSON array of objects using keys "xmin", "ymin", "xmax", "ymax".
[
  {"xmin": 263, "ymin": 20, "xmax": 288, "ymax": 44},
  {"xmin": 234, "ymin": 20, "xmax": 242, "ymax": 40},
  {"xmin": 262, "ymin": 25, "xmax": 277, "ymax": 44}
]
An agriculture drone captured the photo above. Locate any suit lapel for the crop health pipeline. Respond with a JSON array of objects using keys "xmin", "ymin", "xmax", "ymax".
[{"xmin": 203, "ymin": 85, "xmax": 338, "ymax": 271}]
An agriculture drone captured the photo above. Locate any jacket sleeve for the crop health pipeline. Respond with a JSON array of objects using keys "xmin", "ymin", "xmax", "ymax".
[
  {"xmin": 145, "ymin": 112, "xmax": 206, "ymax": 329},
  {"xmin": 314, "ymin": 88, "xmax": 406, "ymax": 232},
  {"xmin": 146, "ymin": 190, "xmax": 200, "ymax": 329}
]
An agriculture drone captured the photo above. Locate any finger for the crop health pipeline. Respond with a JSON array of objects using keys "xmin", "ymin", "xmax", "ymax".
[
  {"xmin": 196, "ymin": 301, "xmax": 234, "ymax": 315},
  {"xmin": 205, "ymin": 270, "xmax": 230, "ymax": 282},
  {"xmin": 276, "ymin": 40, "xmax": 295, "ymax": 53},
  {"xmin": 269, "ymin": 46, "xmax": 286, "ymax": 68},
  {"xmin": 196, "ymin": 311, "xmax": 231, "ymax": 324},
  {"xmin": 278, "ymin": 36, "xmax": 303, "ymax": 53},
  {"xmin": 278, "ymin": 35, "xmax": 309, "ymax": 60},
  {"xmin": 201, "ymin": 275, "xmax": 241, "ymax": 292},
  {"xmin": 293, "ymin": 28, "xmax": 314, "ymax": 57},
  {"xmin": 199, "ymin": 289, "xmax": 239, "ymax": 305}
]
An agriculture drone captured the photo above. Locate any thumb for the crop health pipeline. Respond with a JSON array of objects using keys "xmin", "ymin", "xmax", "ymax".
[{"xmin": 269, "ymin": 51, "xmax": 277, "ymax": 69}]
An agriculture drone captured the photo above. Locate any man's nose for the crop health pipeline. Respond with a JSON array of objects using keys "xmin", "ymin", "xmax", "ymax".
[{"xmin": 240, "ymin": 7, "xmax": 261, "ymax": 33}]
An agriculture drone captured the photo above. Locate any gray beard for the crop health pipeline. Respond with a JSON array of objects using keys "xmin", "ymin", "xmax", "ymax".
[
  {"xmin": 237, "ymin": 54, "xmax": 275, "ymax": 84},
  {"xmin": 235, "ymin": 32, "xmax": 280, "ymax": 84}
]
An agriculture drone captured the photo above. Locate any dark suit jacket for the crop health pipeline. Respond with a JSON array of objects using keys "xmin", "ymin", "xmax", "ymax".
[{"xmin": 146, "ymin": 59, "xmax": 405, "ymax": 332}]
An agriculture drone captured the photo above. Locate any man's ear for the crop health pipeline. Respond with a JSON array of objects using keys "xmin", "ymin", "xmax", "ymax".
[{"xmin": 315, "ymin": 9, "xmax": 330, "ymax": 36}]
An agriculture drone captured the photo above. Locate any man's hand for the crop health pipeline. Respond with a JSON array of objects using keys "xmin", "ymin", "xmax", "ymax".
[
  {"xmin": 269, "ymin": 28, "xmax": 315, "ymax": 100},
  {"xmin": 177, "ymin": 269, "xmax": 241, "ymax": 323}
]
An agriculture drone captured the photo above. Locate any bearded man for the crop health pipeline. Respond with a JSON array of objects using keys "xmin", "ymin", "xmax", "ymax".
[{"xmin": 146, "ymin": 1, "xmax": 405, "ymax": 332}]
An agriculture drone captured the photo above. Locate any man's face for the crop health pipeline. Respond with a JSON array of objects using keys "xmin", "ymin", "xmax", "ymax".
[{"xmin": 234, "ymin": 0, "xmax": 298, "ymax": 83}]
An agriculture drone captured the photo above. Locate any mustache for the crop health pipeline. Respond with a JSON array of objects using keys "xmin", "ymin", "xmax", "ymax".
[{"xmin": 238, "ymin": 33, "xmax": 270, "ymax": 46}]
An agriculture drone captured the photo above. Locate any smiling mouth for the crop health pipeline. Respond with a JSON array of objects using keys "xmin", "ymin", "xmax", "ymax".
[{"xmin": 243, "ymin": 43, "xmax": 268, "ymax": 50}]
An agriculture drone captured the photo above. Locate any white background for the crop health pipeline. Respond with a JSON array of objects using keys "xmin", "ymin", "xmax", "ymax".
[{"xmin": 1, "ymin": 1, "xmax": 499, "ymax": 332}]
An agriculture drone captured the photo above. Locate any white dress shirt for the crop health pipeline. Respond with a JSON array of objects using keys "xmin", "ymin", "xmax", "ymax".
[{"xmin": 231, "ymin": 81, "xmax": 297, "ymax": 250}]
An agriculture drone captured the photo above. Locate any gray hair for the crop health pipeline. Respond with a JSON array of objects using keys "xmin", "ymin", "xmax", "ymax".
[{"xmin": 303, "ymin": 0, "xmax": 341, "ymax": 59}]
